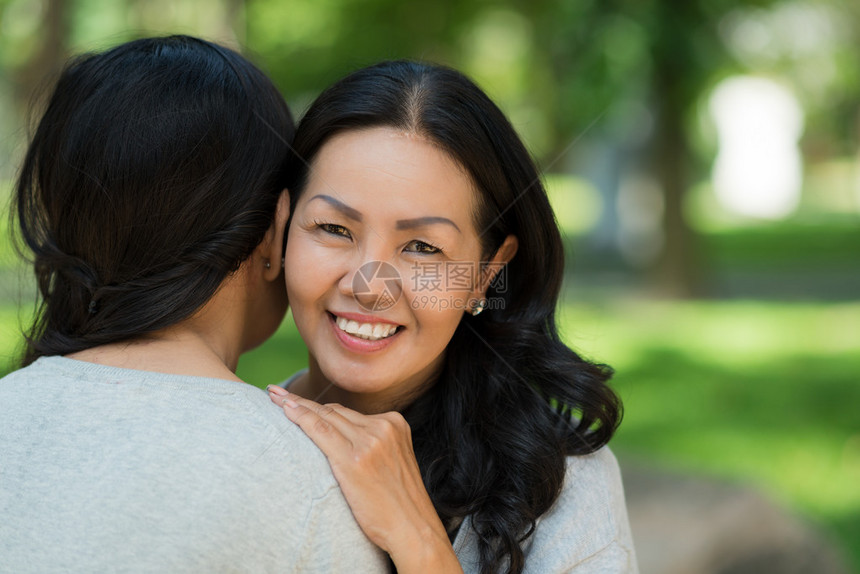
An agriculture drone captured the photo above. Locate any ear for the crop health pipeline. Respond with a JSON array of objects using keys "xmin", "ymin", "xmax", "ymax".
[
  {"xmin": 477, "ymin": 234, "xmax": 518, "ymax": 295},
  {"xmin": 261, "ymin": 189, "xmax": 290, "ymax": 282}
]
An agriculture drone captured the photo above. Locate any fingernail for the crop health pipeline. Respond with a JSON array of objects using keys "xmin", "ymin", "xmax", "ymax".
[
  {"xmin": 267, "ymin": 385, "xmax": 286, "ymax": 395},
  {"xmin": 282, "ymin": 394, "xmax": 299, "ymax": 409}
]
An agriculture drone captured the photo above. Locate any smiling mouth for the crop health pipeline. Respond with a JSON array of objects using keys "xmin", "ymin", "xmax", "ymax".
[{"xmin": 331, "ymin": 313, "xmax": 401, "ymax": 341}]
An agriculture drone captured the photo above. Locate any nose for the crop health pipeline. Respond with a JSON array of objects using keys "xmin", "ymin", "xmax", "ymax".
[{"xmin": 340, "ymin": 258, "xmax": 403, "ymax": 312}]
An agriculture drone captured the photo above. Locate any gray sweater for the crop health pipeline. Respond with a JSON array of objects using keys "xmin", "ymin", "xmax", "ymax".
[{"xmin": 0, "ymin": 357, "xmax": 388, "ymax": 573}]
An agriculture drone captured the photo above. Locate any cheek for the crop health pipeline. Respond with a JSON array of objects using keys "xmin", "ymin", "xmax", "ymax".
[
  {"xmin": 403, "ymin": 264, "xmax": 476, "ymax": 319},
  {"xmin": 284, "ymin": 234, "xmax": 350, "ymax": 331},
  {"xmin": 409, "ymin": 295, "xmax": 464, "ymax": 345},
  {"xmin": 284, "ymin": 238, "xmax": 325, "ymax": 315},
  {"xmin": 408, "ymin": 307, "xmax": 462, "ymax": 378}
]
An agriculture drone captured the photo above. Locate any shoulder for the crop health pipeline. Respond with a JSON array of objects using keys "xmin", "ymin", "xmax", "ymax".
[
  {"xmin": 454, "ymin": 448, "xmax": 638, "ymax": 574},
  {"xmin": 521, "ymin": 447, "xmax": 639, "ymax": 573},
  {"xmin": 234, "ymin": 383, "xmax": 339, "ymax": 492},
  {"xmin": 0, "ymin": 358, "xmax": 53, "ymax": 385},
  {"xmin": 0, "ymin": 357, "xmax": 339, "ymax": 498},
  {"xmin": 225, "ymin": 381, "xmax": 390, "ymax": 570},
  {"xmin": 0, "ymin": 358, "xmax": 389, "ymax": 569},
  {"xmin": 559, "ymin": 446, "xmax": 627, "ymax": 517},
  {"xmin": 0, "ymin": 357, "xmax": 78, "ymax": 405}
]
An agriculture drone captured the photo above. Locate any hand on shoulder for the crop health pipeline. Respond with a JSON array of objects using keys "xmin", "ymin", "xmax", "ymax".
[{"xmin": 268, "ymin": 386, "xmax": 464, "ymax": 574}]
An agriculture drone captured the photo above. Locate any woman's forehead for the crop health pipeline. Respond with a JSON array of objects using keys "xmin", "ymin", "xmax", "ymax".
[{"xmin": 304, "ymin": 127, "xmax": 480, "ymax": 223}]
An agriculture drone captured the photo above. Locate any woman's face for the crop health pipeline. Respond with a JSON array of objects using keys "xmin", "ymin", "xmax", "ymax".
[{"xmin": 285, "ymin": 127, "xmax": 500, "ymax": 410}]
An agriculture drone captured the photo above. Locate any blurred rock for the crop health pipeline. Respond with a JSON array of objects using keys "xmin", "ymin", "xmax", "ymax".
[{"xmin": 621, "ymin": 462, "xmax": 851, "ymax": 574}]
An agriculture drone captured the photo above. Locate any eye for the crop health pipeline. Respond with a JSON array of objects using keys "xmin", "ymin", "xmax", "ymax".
[
  {"xmin": 316, "ymin": 221, "xmax": 352, "ymax": 239},
  {"xmin": 404, "ymin": 240, "xmax": 442, "ymax": 254}
]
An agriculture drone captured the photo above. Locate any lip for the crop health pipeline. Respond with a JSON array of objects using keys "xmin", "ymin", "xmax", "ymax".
[
  {"xmin": 329, "ymin": 311, "xmax": 402, "ymax": 326},
  {"xmin": 328, "ymin": 312, "xmax": 402, "ymax": 354}
]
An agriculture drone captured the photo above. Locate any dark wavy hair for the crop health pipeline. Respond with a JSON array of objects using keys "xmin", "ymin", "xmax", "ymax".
[
  {"xmin": 285, "ymin": 61, "xmax": 622, "ymax": 573},
  {"xmin": 13, "ymin": 35, "xmax": 294, "ymax": 366}
]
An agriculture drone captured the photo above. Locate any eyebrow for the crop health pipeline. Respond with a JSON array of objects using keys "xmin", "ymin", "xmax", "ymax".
[
  {"xmin": 309, "ymin": 194, "xmax": 462, "ymax": 234},
  {"xmin": 395, "ymin": 216, "xmax": 461, "ymax": 234},
  {"xmin": 308, "ymin": 194, "xmax": 363, "ymax": 222}
]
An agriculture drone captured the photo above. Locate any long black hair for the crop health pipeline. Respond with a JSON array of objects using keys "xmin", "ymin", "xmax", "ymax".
[
  {"xmin": 14, "ymin": 35, "xmax": 294, "ymax": 366},
  {"xmin": 285, "ymin": 60, "xmax": 622, "ymax": 573}
]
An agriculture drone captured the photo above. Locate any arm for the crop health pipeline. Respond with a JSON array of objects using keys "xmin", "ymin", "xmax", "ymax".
[{"xmin": 268, "ymin": 387, "xmax": 464, "ymax": 574}]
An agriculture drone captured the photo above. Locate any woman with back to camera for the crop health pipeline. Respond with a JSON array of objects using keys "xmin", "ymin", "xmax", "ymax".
[
  {"xmin": 0, "ymin": 35, "xmax": 386, "ymax": 572},
  {"xmin": 267, "ymin": 61, "xmax": 638, "ymax": 573}
]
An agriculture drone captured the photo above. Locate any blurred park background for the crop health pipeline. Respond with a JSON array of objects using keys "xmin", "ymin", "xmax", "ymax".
[{"xmin": 0, "ymin": 0, "xmax": 858, "ymax": 572}]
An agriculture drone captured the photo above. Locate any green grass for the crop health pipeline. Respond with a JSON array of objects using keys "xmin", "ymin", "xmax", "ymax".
[{"xmin": 558, "ymin": 299, "xmax": 860, "ymax": 570}]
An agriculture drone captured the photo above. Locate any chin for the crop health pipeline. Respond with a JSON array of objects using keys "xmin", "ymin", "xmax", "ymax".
[{"xmin": 324, "ymin": 368, "xmax": 399, "ymax": 395}]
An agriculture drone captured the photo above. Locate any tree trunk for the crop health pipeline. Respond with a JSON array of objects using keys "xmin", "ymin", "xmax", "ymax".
[{"xmin": 651, "ymin": 65, "xmax": 704, "ymax": 298}]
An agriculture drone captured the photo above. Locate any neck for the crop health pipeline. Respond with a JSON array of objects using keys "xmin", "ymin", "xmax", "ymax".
[
  {"xmin": 66, "ymin": 322, "xmax": 243, "ymax": 383},
  {"xmin": 291, "ymin": 355, "xmax": 438, "ymax": 415},
  {"xmin": 63, "ymin": 260, "xmax": 269, "ymax": 383}
]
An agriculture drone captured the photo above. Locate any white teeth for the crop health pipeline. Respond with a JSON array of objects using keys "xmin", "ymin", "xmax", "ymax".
[{"xmin": 334, "ymin": 315, "xmax": 399, "ymax": 341}]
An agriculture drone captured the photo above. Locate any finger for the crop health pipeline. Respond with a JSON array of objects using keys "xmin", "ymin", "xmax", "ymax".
[
  {"xmin": 277, "ymin": 397, "xmax": 354, "ymax": 456},
  {"xmin": 267, "ymin": 389, "xmax": 396, "ymax": 439},
  {"xmin": 267, "ymin": 388, "xmax": 292, "ymax": 408},
  {"xmin": 276, "ymin": 392, "xmax": 360, "ymax": 431},
  {"xmin": 281, "ymin": 392, "xmax": 395, "ymax": 428},
  {"xmin": 315, "ymin": 401, "xmax": 367, "ymax": 426},
  {"xmin": 266, "ymin": 384, "xmax": 287, "ymax": 397},
  {"xmin": 268, "ymin": 389, "xmax": 296, "ymax": 407}
]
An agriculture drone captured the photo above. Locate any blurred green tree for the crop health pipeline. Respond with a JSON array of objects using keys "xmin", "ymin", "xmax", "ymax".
[
  {"xmin": 3, "ymin": 0, "xmax": 859, "ymax": 295},
  {"xmin": 522, "ymin": 0, "xmax": 784, "ymax": 296}
]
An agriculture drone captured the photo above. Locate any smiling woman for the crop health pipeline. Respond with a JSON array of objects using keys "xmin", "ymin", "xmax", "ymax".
[{"xmin": 270, "ymin": 60, "xmax": 637, "ymax": 574}]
